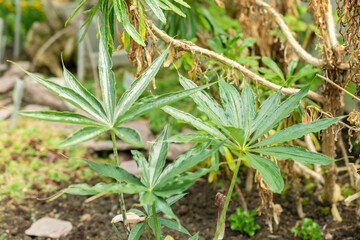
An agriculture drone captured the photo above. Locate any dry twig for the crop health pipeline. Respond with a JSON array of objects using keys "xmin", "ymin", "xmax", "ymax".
[{"xmin": 148, "ymin": 21, "xmax": 325, "ymax": 104}]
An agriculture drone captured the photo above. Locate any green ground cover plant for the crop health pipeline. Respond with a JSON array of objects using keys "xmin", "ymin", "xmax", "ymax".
[
  {"xmin": 228, "ymin": 207, "xmax": 260, "ymax": 237},
  {"xmin": 0, "ymin": 119, "xmax": 90, "ymax": 201},
  {"xmin": 291, "ymin": 218, "xmax": 323, "ymax": 240}
]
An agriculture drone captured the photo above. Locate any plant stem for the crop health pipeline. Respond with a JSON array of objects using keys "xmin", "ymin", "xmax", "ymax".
[
  {"xmin": 148, "ymin": 225, "xmax": 151, "ymax": 240},
  {"xmin": 111, "ymin": 130, "xmax": 130, "ymax": 234},
  {"xmin": 111, "ymin": 130, "xmax": 120, "ymax": 166},
  {"xmin": 152, "ymin": 203, "xmax": 160, "ymax": 240},
  {"xmin": 213, "ymin": 155, "xmax": 242, "ymax": 240},
  {"xmin": 111, "ymin": 222, "xmax": 124, "ymax": 240}
]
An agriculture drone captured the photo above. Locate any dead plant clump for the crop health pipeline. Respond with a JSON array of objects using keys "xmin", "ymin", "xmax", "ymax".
[{"xmin": 336, "ymin": 0, "xmax": 360, "ymax": 95}]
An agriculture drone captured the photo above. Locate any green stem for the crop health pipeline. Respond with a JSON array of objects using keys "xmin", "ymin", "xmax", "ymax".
[
  {"xmin": 111, "ymin": 130, "xmax": 120, "ymax": 166},
  {"xmin": 111, "ymin": 222, "xmax": 124, "ymax": 240},
  {"xmin": 148, "ymin": 224, "xmax": 151, "ymax": 240},
  {"xmin": 213, "ymin": 155, "xmax": 242, "ymax": 240},
  {"xmin": 111, "ymin": 130, "xmax": 130, "ymax": 234},
  {"xmin": 152, "ymin": 203, "xmax": 160, "ymax": 240}
]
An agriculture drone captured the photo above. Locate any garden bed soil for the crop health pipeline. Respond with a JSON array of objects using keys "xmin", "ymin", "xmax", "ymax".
[{"xmin": 1, "ymin": 179, "xmax": 360, "ymax": 240}]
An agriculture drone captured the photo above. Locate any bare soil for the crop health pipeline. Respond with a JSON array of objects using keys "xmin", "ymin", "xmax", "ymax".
[{"xmin": 1, "ymin": 177, "xmax": 359, "ymax": 240}]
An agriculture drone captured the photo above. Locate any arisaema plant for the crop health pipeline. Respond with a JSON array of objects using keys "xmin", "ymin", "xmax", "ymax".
[
  {"xmin": 59, "ymin": 126, "xmax": 223, "ymax": 240},
  {"xmin": 9, "ymin": 37, "xmax": 214, "ymax": 238},
  {"xmin": 162, "ymin": 75, "xmax": 343, "ymax": 239}
]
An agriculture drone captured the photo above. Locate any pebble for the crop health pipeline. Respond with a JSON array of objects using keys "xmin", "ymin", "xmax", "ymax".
[{"xmin": 25, "ymin": 217, "xmax": 72, "ymax": 238}]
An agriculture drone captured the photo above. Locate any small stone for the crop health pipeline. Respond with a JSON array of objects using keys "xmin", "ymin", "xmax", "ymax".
[
  {"xmin": 80, "ymin": 214, "xmax": 91, "ymax": 222},
  {"xmin": 0, "ymin": 63, "xmax": 7, "ymax": 73},
  {"xmin": 325, "ymin": 233, "xmax": 333, "ymax": 240},
  {"xmin": 0, "ymin": 105, "xmax": 13, "ymax": 120},
  {"xmin": 0, "ymin": 76, "xmax": 17, "ymax": 93},
  {"xmin": 120, "ymin": 160, "xmax": 141, "ymax": 177},
  {"xmin": 6, "ymin": 61, "xmax": 30, "ymax": 77},
  {"xmin": 25, "ymin": 217, "xmax": 72, "ymax": 238},
  {"xmin": 167, "ymin": 143, "xmax": 192, "ymax": 161},
  {"xmin": 23, "ymin": 104, "xmax": 49, "ymax": 112},
  {"xmin": 0, "ymin": 98, "xmax": 12, "ymax": 106}
]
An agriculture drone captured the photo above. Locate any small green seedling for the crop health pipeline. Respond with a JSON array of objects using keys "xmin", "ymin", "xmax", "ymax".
[
  {"xmin": 291, "ymin": 218, "xmax": 323, "ymax": 240},
  {"xmin": 228, "ymin": 207, "xmax": 260, "ymax": 237}
]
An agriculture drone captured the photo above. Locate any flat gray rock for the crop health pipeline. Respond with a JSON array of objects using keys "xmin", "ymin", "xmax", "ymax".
[
  {"xmin": 0, "ymin": 75, "xmax": 16, "ymax": 93},
  {"xmin": 167, "ymin": 143, "xmax": 193, "ymax": 161},
  {"xmin": 25, "ymin": 217, "xmax": 72, "ymax": 238},
  {"xmin": 0, "ymin": 105, "xmax": 13, "ymax": 120},
  {"xmin": 120, "ymin": 160, "xmax": 141, "ymax": 177}
]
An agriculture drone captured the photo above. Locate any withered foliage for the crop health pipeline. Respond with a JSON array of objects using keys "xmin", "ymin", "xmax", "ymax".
[
  {"xmin": 116, "ymin": 6, "xmax": 158, "ymax": 81},
  {"xmin": 336, "ymin": 0, "xmax": 360, "ymax": 94},
  {"xmin": 308, "ymin": 0, "xmax": 333, "ymax": 64}
]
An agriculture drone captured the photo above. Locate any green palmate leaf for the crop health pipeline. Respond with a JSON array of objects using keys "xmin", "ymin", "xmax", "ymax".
[
  {"xmin": 245, "ymin": 152, "xmax": 284, "ymax": 193},
  {"xmin": 158, "ymin": 217, "xmax": 190, "ymax": 235},
  {"xmin": 148, "ymin": 125, "xmax": 169, "ymax": 186},
  {"xmin": 16, "ymin": 67, "xmax": 107, "ymax": 123},
  {"xmin": 79, "ymin": 4, "xmax": 98, "ymax": 42},
  {"xmin": 115, "ymin": 47, "xmax": 169, "ymax": 123},
  {"xmin": 238, "ymin": 37, "xmax": 256, "ymax": 53},
  {"xmin": 18, "ymin": 111, "xmax": 104, "ymax": 127},
  {"xmin": 262, "ymin": 57, "xmax": 285, "ymax": 81},
  {"xmin": 131, "ymin": 150, "xmax": 150, "ymax": 186},
  {"xmin": 154, "ymin": 168, "xmax": 210, "ymax": 197},
  {"xmin": 251, "ymin": 145, "xmax": 334, "ymax": 165},
  {"xmin": 140, "ymin": 191, "xmax": 157, "ymax": 205},
  {"xmin": 114, "ymin": 0, "xmax": 145, "ymax": 46},
  {"xmin": 167, "ymin": 133, "xmax": 214, "ymax": 143},
  {"xmin": 162, "ymin": 106, "xmax": 227, "ymax": 140},
  {"xmin": 65, "ymin": 0, "xmax": 88, "ymax": 26},
  {"xmin": 155, "ymin": 141, "xmax": 223, "ymax": 188},
  {"xmin": 98, "ymin": 36, "xmax": 116, "ymax": 121},
  {"xmin": 138, "ymin": 2, "xmax": 146, "ymax": 39},
  {"xmin": 224, "ymin": 127, "xmax": 245, "ymax": 146},
  {"xmin": 219, "ymin": 80, "xmax": 242, "ymax": 128},
  {"xmin": 249, "ymin": 85, "xmax": 310, "ymax": 145},
  {"xmin": 241, "ymin": 82, "xmax": 256, "ymax": 135},
  {"xmin": 144, "ymin": 0, "xmax": 166, "ymax": 23},
  {"xmin": 119, "ymin": 82, "xmax": 216, "ymax": 124},
  {"xmin": 253, "ymin": 116, "xmax": 343, "ymax": 147},
  {"xmin": 188, "ymin": 233, "xmax": 199, "ymax": 240},
  {"xmin": 166, "ymin": 194, "xmax": 187, "ymax": 206},
  {"xmin": 160, "ymin": 0, "xmax": 186, "ymax": 17},
  {"xmin": 84, "ymin": 159, "xmax": 143, "ymax": 185},
  {"xmin": 63, "ymin": 182, "xmax": 146, "ymax": 195},
  {"xmin": 129, "ymin": 221, "xmax": 147, "ymax": 240},
  {"xmin": 113, "ymin": 127, "xmax": 143, "ymax": 147},
  {"xmin": 57, "ymin": 127, "xmax": 108, "ymax": 147},
  {"xmin": 250, "ymin": 91, "xmax": 281, "ymax": 135},
  {"xmin": 61, "ymin": 183, "xmax": 103, "ymax": 195},
  {"xmin": 173, "ymin": 0, "xmax": 190, "ymax": 8},
  {"xmin": 155, "ymin": 196, "xmax": 178, "ymax": 220},
  {"xmin": 62, "ymin": 64, "xmax": 107, "ymax": 121},
  {"xmin": 129, "ymin": 209, "xmax": 146, "ymax": 217},
  {"xmin": 179, "ymin": 75, "xmax": 229, "ymax": 126},
  {"xmin": 99, "ymin": 0, "xmax": 112, "ymax": 53},
  {"xmin": 286, "ymin": 60, "xmax": 298, "ymax": 79}
]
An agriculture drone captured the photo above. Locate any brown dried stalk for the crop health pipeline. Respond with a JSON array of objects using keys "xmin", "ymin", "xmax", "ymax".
[
  {"xmin": 148, "ymin": 21, "xmax": 325, "ymax": 104},
  {"xmin": 214, "ymin": 192, "xmax": 232, "ymax": 240},
  {"xmin": 254, "ymin": 0, "xmax": 323, "ymax": 68}
]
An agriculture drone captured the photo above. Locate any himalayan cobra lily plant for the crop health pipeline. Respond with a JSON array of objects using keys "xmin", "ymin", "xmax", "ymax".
[
  {"xmin": 10, "ymin": 37, "xmax": 216, "ymax": 239},
  {"xmin": 63, "ymin": 125, "xmax": 222, "ymax": 240},
  {"xmin": 163, "ymin": 75, "xmax": 343, "ymax": 239}
]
